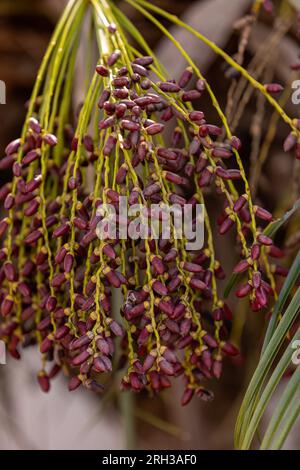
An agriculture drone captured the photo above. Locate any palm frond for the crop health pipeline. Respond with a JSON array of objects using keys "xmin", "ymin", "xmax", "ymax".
[{"xmin": 235, "ymin": 254, "xmax": 300, "ymax": 449}]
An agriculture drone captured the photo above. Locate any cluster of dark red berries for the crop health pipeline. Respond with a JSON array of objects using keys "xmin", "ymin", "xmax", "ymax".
[{"xmin": 0, "ymin": 25, "xmax": 289, "ymax": 404}]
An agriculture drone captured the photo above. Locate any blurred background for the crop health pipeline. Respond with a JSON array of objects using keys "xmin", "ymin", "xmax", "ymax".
[{"xmin": 0, "ymin": 0, "xmax": 300, "ymax": 450}]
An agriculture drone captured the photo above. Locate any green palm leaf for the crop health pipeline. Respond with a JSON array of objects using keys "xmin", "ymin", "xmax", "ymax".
[{"xmin": 235, "ymin": 264, "xmax": 300, "ymax": 449}]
